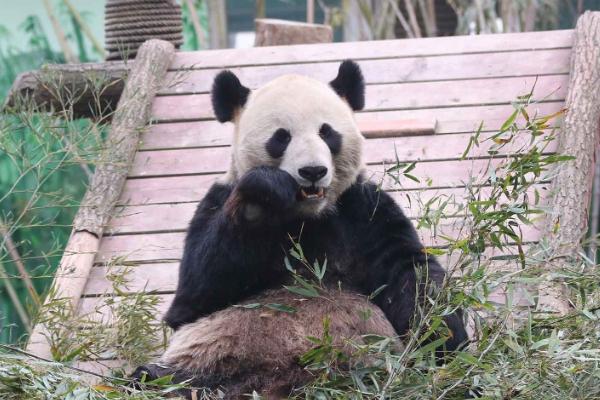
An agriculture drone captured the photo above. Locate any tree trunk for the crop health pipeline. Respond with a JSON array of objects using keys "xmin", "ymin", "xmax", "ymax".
[
  {"xmin": 538, "ymin": 12, "xmax": 600, "ymax": 315},
  {"xmin": 27, "ymin": 39, "xmax": 175, "ymax": 359}
]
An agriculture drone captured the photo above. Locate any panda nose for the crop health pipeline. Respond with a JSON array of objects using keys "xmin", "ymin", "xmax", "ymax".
[{"xmin": 298, "ymin": 166, "xmax": 328, "ymax": 183}]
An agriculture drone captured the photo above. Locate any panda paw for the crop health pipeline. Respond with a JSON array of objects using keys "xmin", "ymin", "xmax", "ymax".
[{"xmin": 225, "ymin": 166, "xmax": 299, "ymax": 224}]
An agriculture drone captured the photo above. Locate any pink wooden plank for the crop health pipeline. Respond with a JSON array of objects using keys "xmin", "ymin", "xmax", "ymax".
[
  {"xmin": 84, "ymin": 243, "xmax": 534, "ymax": 296},
  {"xmin": 108, "ymin": 185, "xmax": 550, "ymax": 235},
  {"xmin": 79, "ymin": 280, "xmax": 536, "ymax": 321},
  {"xmin": 151, "ymin": 75, "xmax": 568, "ymax": 121},
  {"xmin": 119, "ymin": 173, "xmax": 219, "ymax": 205},
  {"xmin": 84, "ymin": 262, "xmax": 178, "ymax": 294},
  {"xmin": 97, "ymin": 217, "xmax": 544, "ymax": 265},
  {"xmin": 129, "ymin": 132, "xmax": 558, "ymax": 178},
  {"xmin": 360, "ymin": 119, "xmax": 436, "ymax": 138},
  {"xmin": 169, "ymin": 30, "xmax": 573, "ymax": 70},
  {"xmin": 97, "ymin": 232, "xmax": 183, "ymax": 264},
  {"xmin": 141, "ymin": 102, "xmax": 564, "ymax": 150},
  {"xmin": 162, "ymin": 48, "xmax": 572, "ymax": 95},
  {"xmin": 72, "ymin": 360, "xmax": 129, "ymax": 382}
]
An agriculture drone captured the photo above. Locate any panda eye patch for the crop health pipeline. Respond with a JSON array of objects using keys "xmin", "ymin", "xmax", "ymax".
[
  {"xmin": 319, "ymin": 123, "xmax": 342, "ymax": 155},
  {"xmin": 266, "ymin": 128, "xmax": 291, "ymax": 158}
]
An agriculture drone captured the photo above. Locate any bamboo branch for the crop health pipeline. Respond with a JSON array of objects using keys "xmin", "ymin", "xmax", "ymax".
[
  {"xmin": 389, "ymin": 0, "xmax": 414, "ymax": 38},
  {"xmin": 307, "ymin": 0, "xmax": 315, "ymax": 23},
  {"xmin": 403, "ymin": 0, "xmax": 422, "ymax": 37},
  {"xmin": 0, "ymin": 223, "xmax": 40, "ymax": 306},
  {"xmin": 426, "ymin": 0, "xmax": 437, "ymax": 36},
  {"xmin": 416, "ymin": 0, "xmax": 432, "ymax": 36},
  {"xmin": 62, "ymin": 0, "xmax": 105, "ymax": 59},
  {"xmin": 0, "ymin": 259, "xmax": 31, "ymax": 333},
  {"xmin": 184, "ymin": 0, "xmax": 208, "ymax": 49},
  {"xmin": 42, "ymin": 0, "xmax": 78, "ymax": 63}
]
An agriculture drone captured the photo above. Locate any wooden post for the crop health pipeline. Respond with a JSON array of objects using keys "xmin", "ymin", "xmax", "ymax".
[
  {"xmin": 254, "ymin": 18, "xmax": 332, "ymax": 46},
  {"xmin": 207, "ymin": 0, "xmax": 228, "ymax": 49},
  {"xmin": 538, "ymin": 11, "xmax": 600, "ymax": 315},
  {"xmin": 27, "ymin": 39, "xmax": 175, "ymax": 358},
  {"xmin": 4, "ymin": 61, "xmax": 129, "ymax": 119},
  {"xmin": 307, "ymin": 0, "xmax": 315, "ymax": 23}
]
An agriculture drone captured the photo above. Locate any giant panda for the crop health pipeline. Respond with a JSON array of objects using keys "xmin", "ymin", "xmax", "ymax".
[{"xmin": 132, "ymin": 61, "xmax": 468, "ymax": 398}]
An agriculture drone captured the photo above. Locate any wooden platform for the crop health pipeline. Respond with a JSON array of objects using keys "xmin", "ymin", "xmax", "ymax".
[
  {"xmin": 25, "ymin": 14, "xmax": 600, "ymax": 372},
  {"xmin": 87, "ymin": 30, "xmax": 572, "ymax": 305}
]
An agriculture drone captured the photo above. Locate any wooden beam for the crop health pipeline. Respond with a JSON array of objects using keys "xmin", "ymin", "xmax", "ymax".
[
  {"xmin": 538, "ymin": 11, "xmax": 600, "ymax": 315},
  {"xmin": 358, "ymin": 119, "xmax": 437, "ymax": 138},
  {"xmin": 254, "ymin": 18, "xmax": 332, "ymax": 46},
  {"xmin": 27, "ymin": 39, "xmax": 175, "ymax": 358},
  {"xmin": 3, "ymin": 61, "xmax": 129, "ymax": 120}
]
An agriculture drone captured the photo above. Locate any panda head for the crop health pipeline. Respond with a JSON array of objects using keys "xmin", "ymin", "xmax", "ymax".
[{"xmin": 212, "ymin": 60, "xmax": 366, "ymax": 216}]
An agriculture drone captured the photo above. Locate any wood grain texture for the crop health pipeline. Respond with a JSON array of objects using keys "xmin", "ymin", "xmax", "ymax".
[
  {"xmin": 96, "ymin": 218, "xmax": 543, "ymax": 265},
  {"xmin": 152, "ymin": 75, "xmax": 568, "ymax": 121},
  {"xmin": 169, "ymin": 29, "xmax": 573, "ymax": 70},
  {"xmin": 128, "ymin": 136, "xmax": 557, "ymax": 179},
  {"xmin": 161, "ymin": 48, "xmax": 572, "ymax": 95},
  {"xmin": 141, "ymin": 102, "xmax": 564, "ymax": 150},
  {"xmin": 4, "ymin": 61, "xmax": 129, "ymax": 119},
  {"xmin": 254, "ymin": 18, "xmax": 332, "ymax": 46},
  {"xmin": 538, "ymin": 12, "xmax": 600, "ymax": 315},
  {"xmin": 108, "ymin": 185, "xmax": 550, "ymax": 235},
  {"xmin": 27, "ymin": 40, "xmax": 175, "ymax": 358},
  {"xmin": 74, "ymin": 40, "xmax": 176, "ymax": 236},
  {"xmin": 27, "ymin": 231, "xmax": 99, "ymax": 357},
  {"xmin": 78, "ymin": 276, "xmax": 538, "ymax": 320},
  {"xmin": 84, "ymin": 242, "xmax": 536, "ymax": 296}
]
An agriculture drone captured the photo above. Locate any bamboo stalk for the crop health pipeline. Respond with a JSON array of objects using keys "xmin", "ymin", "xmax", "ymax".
[
  {"xmin": 416, "ymin": 0, "xmax": 432, "ymax": 36},
  {"xmin": 426, "ymin": 0, "xmax": 437, "ymax": 36},
  {"xmin": 184, "ymin": 0, "xmax": 208, "ymax": 49},
  {"xmin": 0, "ymin": 223, "xmax": 40, "ymax": 306},
  {"xmin": 389, "ymin": 0, "xmax": 414, "ymax": 38},
  {"xmin": 307, "ymin": 0, "xmax": 315, "ymax": 23},
  {"xmin": 403, "ymin": 0, "xmax": 422, "ymax": 37},
  {"xmin": 206, "ymin": 0, "xmax": 228, "ymax": 48},
  {"xmin": 63, "ymin": 0, "xmax": 105, "ymax": 59},
  {"xmin": 42, "ymin": 0, "xmax": 78, "ymax": 63},
  {"xmin": 0, "ymin": 259, "xmax": 31, "ymax": 334}
]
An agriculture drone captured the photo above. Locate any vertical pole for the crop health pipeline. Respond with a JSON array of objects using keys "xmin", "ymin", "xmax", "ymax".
[
  {"xmin": 307, "ymin": 0, "xmax": 315, "ymax": 23},
  {"xmin": 538, "ymin": 12, "xmax": 600, "ymax": 315}
]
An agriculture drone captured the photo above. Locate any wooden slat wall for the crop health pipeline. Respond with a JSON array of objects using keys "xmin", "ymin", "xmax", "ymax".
[{"xmin": 80, "ymin": 31, "xmax": 573, "ymax": 326}]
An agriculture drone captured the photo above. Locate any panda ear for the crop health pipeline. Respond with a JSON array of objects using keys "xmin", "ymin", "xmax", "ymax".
[
  {"xmin": 211, "ymin": 70, "xmax": 251, "ymax": 122},
  {"xmin": 329, "ymin": 60, "xmax": 365, "ymax": 111}
]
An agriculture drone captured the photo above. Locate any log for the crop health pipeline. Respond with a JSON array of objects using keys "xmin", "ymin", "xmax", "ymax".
[
  {"xmin": 27, "ymin": 39, "xmax": 175, "ymax": 359},
  {"xmin": 538, "ymin": 11, "xmax": 600, "ymax": 315},
  {"xmin": 3, "ymin": 61, "xmax": 130, "ymax": 119},
  {"xmin": 254, "ymin": 18, "xmax": 333, "ymax": 47}
]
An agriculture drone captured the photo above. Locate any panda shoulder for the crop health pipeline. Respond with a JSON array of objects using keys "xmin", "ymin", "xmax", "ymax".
[
  {"xmin": 190, "ymin": 183, "xmax": 233, "ymax": 224},
  {"xmin": 339, "ymin": 177, "xmax": 400, "ymax": 218},
  {"xmin": 203, "ymin": 183, "xmax": 233, "ymax": 208}
]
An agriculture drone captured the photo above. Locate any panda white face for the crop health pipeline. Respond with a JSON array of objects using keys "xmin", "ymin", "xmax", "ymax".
[{"xmin": 212, "ymin": 61, "xmax": 366, "ymax": 217}]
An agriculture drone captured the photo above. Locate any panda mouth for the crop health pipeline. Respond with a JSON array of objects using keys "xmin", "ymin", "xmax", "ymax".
[{"xmin": 297, "ymin": 186, "xmax": 326, "ymax": 201}]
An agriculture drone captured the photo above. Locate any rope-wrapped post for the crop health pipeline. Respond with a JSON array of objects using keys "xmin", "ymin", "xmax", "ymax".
[
  {"xmin": 105, "ymin": 0, "xmax": 183, "ymax": 60},
  {"xmin": 27, "ymin": 39, "xmax": 176, "ymax": 358}
]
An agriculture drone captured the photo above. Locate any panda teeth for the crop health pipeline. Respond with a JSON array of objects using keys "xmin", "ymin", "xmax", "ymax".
[{"xmin": 299, "ymin": 187, "xmax": 325, "ymax": 200}]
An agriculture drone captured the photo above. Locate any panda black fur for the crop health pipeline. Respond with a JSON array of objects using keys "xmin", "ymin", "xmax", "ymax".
[{"xmin": 133, "ymin": 61, "xmax": 468, "ymax": 398}]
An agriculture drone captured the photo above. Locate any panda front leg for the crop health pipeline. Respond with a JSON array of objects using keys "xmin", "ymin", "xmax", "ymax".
[
  {"xmin": 376, "ymin": 258, "xmax": 469, "ymax": 357},
  {"xmin": 164, "ymin": 166, "xmax": 299, "ymax": 330},
  {"xmin": 348, "ymin": 183, "xmax": 469, "ymax": 357}
]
